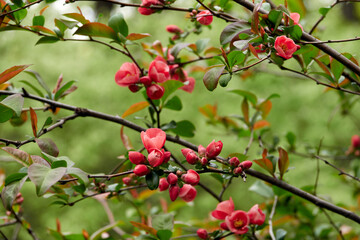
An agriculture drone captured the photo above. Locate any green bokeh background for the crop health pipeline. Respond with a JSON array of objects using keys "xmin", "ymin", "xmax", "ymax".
[{"xmin": 1, "ymin": 0, "xmax": 360, "ymax": 239}]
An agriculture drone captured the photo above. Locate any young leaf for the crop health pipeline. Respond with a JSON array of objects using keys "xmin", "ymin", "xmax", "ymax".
[
  {"xmin": 203, "ymin": 66, "xmax": 225, "ymax": 91},
  {"xmin": 228, "ymin": 89, "xmax": 257, "ymax": 105},
  {"xmin": 67, "ymin": 167, "xmax": 89, "ymax": 185},
  {"xmin": 25, "ymin": 70, "xmax": 52, "ymax": 96},
  {"xmin": 63, "ymin": 13, "xmax": 89, "ymax": 24},
  {"xmin": 160, "ymin": 80, "xmax": 183, "ymax": 102},
  {"xmin": 253, "ymin": 120, "xmax": 270, "ymax": 130},
  {"xmin": 219, "ymin": 74, "xmax": 232, "ymax": 87},
  {"xmin": 32, "ymin": 15, "xmax": 45, "ymax": 26},
  {"xmin": 121, "ymin": 101, "xmax": 149, "ymax": 118},
  {"xmin": 36, "ymin": 36, "xmax": 59, "ymax": 45},
  {"xmin": 278, "ymin": 147, "xmax": 289, "ymax": 180},
  {"xmin": 164, "ymin": 95, "xmax": 182, "ymax": 111},
  {"xmin": 74, "ymin": 22, "xmax": 117, "ymax": 40},
  {"xmin": 5, "ymin": 172, "xmax": 28, "ymax": 186},
  {"xmin": 126, "ymin": 33, "xmax": 151, "ymax": 40},
  {"xmin": 268, "ymin": 10, "xmax": 283, "ymax": 31},
  {"xmin": 54, "ymin": 80, "xmax": 76, "ymax": 100},
  {"xmin": 108, "ymin": 12, "xmax": 128, "ymax": 37},
  {"xmin": 130, "ymin": 221, "xmax": 157, "ymax": 236},
  {"xmin": 1, "ymin": 147, "xmax": 31, "ymax": 166},
  {"xmin": 0, "ymin": 64, "xmax": 31, "ymax": 84},
  {"xmin": 242, "ymin": 98, "xmax": 249, "ymax": 124},
  {"xmin": 35, "ymin": 138, "xmax": 59, "ymax": 157},
  {"xmin": 30, "ymin": 107, "xmax": 38, "ymax": 137}
]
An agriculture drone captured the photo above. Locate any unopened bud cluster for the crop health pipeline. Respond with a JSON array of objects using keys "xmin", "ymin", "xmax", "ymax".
[{"xmin": 181, "ymin": 140, "xmax": 223, "ymax": 166}]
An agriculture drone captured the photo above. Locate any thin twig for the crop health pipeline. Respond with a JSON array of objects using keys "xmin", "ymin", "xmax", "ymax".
[
  {"xmin": 0, "ymin": 230, "xmax": 8, "ymax": 240},
  {"xmin": 0, "ymin": 220, "xmax": 17, "ymax": 228},
  {"xmin": 268, "ymin": 195, "xmax": 278, "ymax": 240},
  {"xmin": 300, "ymin": 36, "xmax": 360, "ymax": 45},
  {"xmin": 314, "ymin": 139, "xmax": 323, "ymax": 196},
  {"xmin": 321, "ymin": 209, "xmax": 345, "ymax": 240},
  {"xmin": 309, "ymin": 0, "xmax": 339, "ymax": 34},
  {"xmin": 10, "ymin": 209, "xmax": 38, "ymax": 240},
  {"xmin": 0, "ymin": 0, "xmax": 43, "ymax": 18}
]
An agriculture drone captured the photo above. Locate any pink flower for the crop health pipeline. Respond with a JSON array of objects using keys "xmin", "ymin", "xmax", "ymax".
[
  {"xmin": 141, "ymin": 128, "xmax": 166, "ymax": 152},
  {"xmin": 140, "ymin": 76, "xmax": 152, "ymax": 86},
  {"xmin": 211, "ymin": 197, "xmax": 234, "ymax": 220},
  {"xmin": 239, "ymin": 160, "xmax": 252, "ymax": 170},
  {"xmin": 200, "ymin": 157, "xmax": 208, "ymax": 166},
  {"xmin": 220, "ymin": 222, "xmax": 229, "ymax": 231},
  {"xmin": 167, "ymin": 173, "xmax": 178, "ymax": 185},
  {"xmin": 149, "ymin": 59, "xmax": 170, "ymax": 83},
  {"xmin": 166, "ymin": 25, "xmax": 183, "ymax": 34},
  {"xmin": 179, "ymin": 184, "xmax": 197, "ymax": 202},
  {"xmin": 225, "ymin": 210, "xmax": 249, "ymax": 235},
  {"xmin": 133, "ymin": 164, "xmax": 150, "ymax": 176},
  {"xmin": 159, "ymin": 178, "xmax": 169, "ymax": 191},
  {"xmin": 179, "ymin": 77, "xmax": 195, "ymax": 93},
  {"xmin": 290, "ymin": 12, "xmax": 303, "ymax": 31},
  {"xmin": 181, "ymin": 148, "xmax": 193, "ymax": 158},
  {"xmin": 147, "ymin": 149, "xmax": 164, "ymax": 167},
  {"xmin": 352, "ymin": 135, "xmax": 360, "ymax": 148},
  {"xmin": 229, "ymin": 157, "xmax": 240, "ymax": 167},
  {"xmin": 146, "ymin": 84, "xmax": 164, "ymax": 100},
  {"xmin": 169, "ymin": 184, "xmax": 180, "ymax": 201},
  {"xmin": 182, "ymin": 169, "xmax": 200, "ymax": 186},
  {"xmin": 115, "ymin": 62, "xmax": 140, "ymax": 87},
  {"xmin": 196, "ymin": 228, "xmax": 208, "ymax": 239},
  {"xmin": 138, "ymin": 0, "xmax": 162, "ymax": 15},
  {"xmin": 247, "ymin": 204, "xmax": 266, "ymax": 226},
  {"xmin": 274, "ymin": 36, "xmax": 300, "ymax": 60},
  {"xmin": 129, "ymin": 151, "xmax": 147, "ymax": 165},
  {"xmin": 196, "ymin": 10, "xmax": 213, "ymax": 26},
  {"xmin": 206, "ymin": 140, "xmax": 223, "ymax": 159}
]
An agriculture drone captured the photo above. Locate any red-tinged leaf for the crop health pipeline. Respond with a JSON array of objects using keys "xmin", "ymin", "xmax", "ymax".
[
  {"xmin": 262, "ymin": 149, "xmax": 268, "ymax": 159},
  {"xmin": 0, "ymin": 65, "xmax": 31, "ymax": 84},
  {"xmin": 258, "ymin": 100, "xmax": 272, "ymax": 119},
  {"xmin": 152, "ymin": 40, "xmax": 164, "ymax": 57},
  {"xmin": 30, "ymin": 155, "xmax": 51, "ymax": 167},
  {"xmin": 204, "ymin": 47, "xmax": 222, "ymax": 55},
  {"xmin": 278, "ymin": 147, "xmax": 289, "ymax": 180},
  {"xmin": 130, "ymin": 221, "xmax": 157, "ymax": 236},
  {"xmin": 242, "ymin": 98, "xmax": 249, "ymax": 124},
  {"xmin": 1, "ymin": 147, "xmax": 30, "ymax": 166},
  {"xmin": 314, "ymin": 58, "xmax": 332, "ymax": 78},
  {"xmin": 221, "ymin": 48, "xmax": 229, "ymax": 67},
  {"xmin": 251, "ymin": 3, "xmax": 261, "ymax": 35},
  {"xmin": 126, "ymin": 33, "xmax": 151, "ymax": 40},
  {"xmin": 199, "ymin": 104, "xmax": 217, "ymax": 119},
  {"xmin": 120, "ymin": 126, "xmax": 133, "ymax": 151},
  {"xmin": 30, "ymin": 107, "xmax": 38, "ymax": 137},
  {"xmin": 53, "ymin": 74, "xmax": 63, "ymax": 93},
  {"xmin": 121, "ymin": 101, "xmax": 149, "ymax": 118},
  {"xmin": 30, "ymin": 26, "xmax": 56, "ymax": 35},
  {"xmin": 35, "ymin": 138, "xmax": 59, "ymax": 157},
  {"xmin": 40, "ymin": 6, "xmax": 49, "ymax": 15},
  {"xmin": 74, "ymin": 22, "xmax": 117, "ymax": 40},
  {"xmin": 253, "ymin": 120, "xmax": 270, "ymax": 130},
  {"xmin": 188, "ymin": 43, "xmax": 197, "ymax": 52},
  {"xmin": 63, "ymin": 13, "xmax": 89, "ymax": 24},
  {"xmin": 203, "ymin": 66, "xmax": 225, "ymax": 91},
  {"xmin": 330, "ymin": 58, "xmax": 344, "ymax": 81},
  {"xmin": 248, "ymin": 44, "xmax": 259, "ymax": 59},
  {"xmin": 254, "ymin": 158, "xmax": 275, "ymax": 176}
]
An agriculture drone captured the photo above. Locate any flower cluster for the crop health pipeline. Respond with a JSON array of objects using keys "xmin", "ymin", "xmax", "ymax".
[
  {"xmin": 159, "ymin": 169, "xmax": 199, "ymax": 202},
  {"xmin": 229, "ymin": 157, "xmax": 253, "ymax": 175},
  {"xmin": 129, "ymin": 128, "xmax": 171, "ymax": 176},
  {"xmin": 138, "ymin": 0, "xmax": 164, "ymax": 15},
  {"xmin": 181, "ymin": 140, "xmax": 223, "ymax": 166},
  {"xmin": 197, "ymin": 198, "xmax": 265, "ymax": 238},
  {"xmin": 166, "ymin": 24, "xmax": 184, "ymax": 41}
]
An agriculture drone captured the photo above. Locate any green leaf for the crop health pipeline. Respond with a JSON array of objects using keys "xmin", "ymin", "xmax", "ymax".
[
  {"xmin": 19, "ymin": 80, "xmax": 44, "ymax": 97},
  {"xmin": 203, "ymin": 66, "xmax": 225, "ymax": 91},
  {"xmin": 195, "ymin": 38, "xmax": 210, "ymax": 54},
  {"xmin": 54, "ymin": 80, "xmax": 76, "ymax": 100},
  {"xmin": 156, "ymin": 230, "xmax": 172, "ymax": 240},
  {"xmin": 28, "ymin": 163, "xmax": 67, "ymax": 196},
  {"xmin": 74, "ymin": 22, "xmax": 117, "ymax": 40},
  {"xmin": 286, "ymin": 132, "xmax": 296, "ymax": 148},
  {"xmin": 67, "ymin": 167, "xmax": 89, "ymax": 185},
  {"xmin": 152, "ymin": 213, "xmax": 174, "ymax": 231},
  {"xmin": 1, "ymin": 147, "xmax": 30, "ymax": 166},
  {"xmin": 55, "ymin": 18, "xmax": 68, "ymax": 34},
  {"xmin": 219, "ymin": 74, "xmax": 232, "ymax": 87},
  {"xmin": 63, "ymin": 13, "xmax": 89, "ymax": 24},
  {"xmin": 170, "ymin": 43, "xmax": 191, "ymax": 58},
  {"xmin": 268, "ymin": 10, "xmax": 283, "ymax": 30},
  {"xmin": 249, "ymin": 180, "xmax": 274, "ymax": 198},
  {"xmin": 276, "ymin": 229, "xmax": 287, "ymax": 240},
  {"xmin": 32, "ymin": 15, "xmax": 45, "ymax": 26},
  {"xmin": 227, "ymin": 50, "xmax": 246, "ymax": 68},
  {"xmin": 146, "ymin": 171, "xmax": 159, "ymax": 190},
  {"xmin": 35, "ymin": 138, "xmax": 59, "ymax": 157},
  {"xmin": 160, "ymin": 80, "xmax": 183, "ymax": 103},
  {"xmin": 330, "ymin": 59, "xmax": 344, "ymax": 81},
  {"xmin": 319, "ymin": 7, "xmax": 331, "ymax": 17},
  {"xmin": 1, "ymin": 175, "xmax": 27, "ymax": 210},
  {"xmin": 108, "ymin": 12, "xmax": 128, "ymax": 37},
  {"xmin": 169, "ymin": 120, "xmax": 195, "ymax": 137},
  {"xmin": 228, "ymin": 89, "xmax": 257, "ymax": 105},
  {"xmin": 10, "ymin": 5, "xmax": 27, "ymax": 23},
  {"xmin": 51, "ymin": 160, "xmax": 67, "ymax": 169},
  {"xmin": 220, "ymin": 21, "xmax": 250, "ymax": 45},
  {"xmin": 160, "ymin": 120, "xmax": 177, "ymax": 131},
  {"xmin": 283, "ymin": 25, "xmax": 302, "ymax": 41},
  {"xmin": 36, "ymin": 36, "xmax": 60, "ymax": 45},
  {"xmin": 5, "ymin": 172, "xmax": 28, "ymax": 186},
  {"xmin": 41, "ymin": 152, "xmax": 75, "ymax": 168},
  {"xmin": 25, "ymin": 70, "xmax": 52, "ymax": 96},
  {"xmin": 1, "ymin": 94, "xmax": 23, "ymax": 117},
  {"xmin": 164, "ymin": 95, "xmax": 182, "ymax": 111}
]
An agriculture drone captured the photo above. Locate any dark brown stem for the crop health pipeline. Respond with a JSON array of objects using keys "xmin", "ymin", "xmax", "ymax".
[
  {"xmin": 309, "ymin": 0, "xmax": 339, "ymax": 34},
  {"xmin": 300, "ymin": 36, "xmax": 360, "ymax": 45},
  {"xmin": 0, "ymin": 220, "xmax": 17, "ymax": 228}
]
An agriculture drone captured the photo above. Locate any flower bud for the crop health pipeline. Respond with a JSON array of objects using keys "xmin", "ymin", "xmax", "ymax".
[
  {"xmin": 240, "ymin": 160, "xmax": 253, "ymax": 170},
  {"xmin": 148, "ymin": 149, "xmax": 164, "ymax": 167},
  {"xmin": 146, "ymin": 84, "xmax": 165, "ymax": 100},
  {"xmin": 196, "ymin": 229, "xmax": 208, "ymax": 239},
  {"xmin": 352, "ymin": 135, "xmax": 360, "ymax": 148},
  {"xmin": 134, "ymin": 164, "xmax": 150, "ymax": 176},
  {"xmin": 163, "ymin": 151, "xmax": 171, "ymax": 163},
  {"xmin": 167, "ymin": 173, "xmax": 178, "ymax": 185},
  {"xmin": 196, "ymin": 10, "xmax": 213, "ymax": 26},
  {"xmin": 200, "ymin": 157, "xmax": 208, "ymax": 166},
  {"xmin": 220, "ymin": 222, "xmax": 229, "ymax": 231},
  {"xmin": 129, "ymin": 151, "xmax": 146, "ymax": 165},
  {"xmin": 182, "ymin": 169, "xmax": 200, "ymax": 186},
  {"xmin": 206, "ymin": 140, "xmax": 223, "ymax": 159},
  {"xmin": 169, "ymin": 184, "xmax": 180, "ymax": 201},
  {"xmin": 140, "ymin": 76, "xmax": 152, "ymax": 86},
  {"xmin": 229, "ymin": 157, "xmax": 240, "ymax": 167},
  {"xmin": 247, "ymin": 204, "xmax": 266, "ymax": 225},
  {"xmin": 128, "ymin": 84, "xmax": 141, "ymax": 92},
  {"xmin": 159, "ymin": 178, "xmax": 169, "ymax": 191},
  {"xmin": 233, "ymin": 167, "xmax": 243, "ymax": 175},
  {"xmin": 181, "ymin": 148, "xmax": 193, "ymax": 158},
  {"xmin": 186, "ymin": 152, "xmax": 199, "ymax": 165},
  {"xmin": 122, "ymin": 177, "xmax": 132, "ymax": 185},
  {"xmin": 179, "ymin": 184, "xmax": 197, "ymax": 202},
  {"xmin": 166, "ymin": 25, "xmax": 183, "ymax": 34},
  {"xmin": 198, "ymin": 144, "xmax": 206, "ymax": 157}
]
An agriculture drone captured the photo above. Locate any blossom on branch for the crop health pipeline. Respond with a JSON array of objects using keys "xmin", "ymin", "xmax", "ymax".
[
  {"xmin": 196, "ymin": 10, "xmax": 213, "ymax": 25},
  {"xmin": 274, "ymin": 35, "xmax": 300, "ymax": 59},
  {"xmin": 115, "ymin": 62, "xmax": 140, "ymax": 87}
]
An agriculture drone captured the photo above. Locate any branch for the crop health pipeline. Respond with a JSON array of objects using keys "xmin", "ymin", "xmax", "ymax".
[
  {"xmin": 309, "ymin": 0, "xmax": 339, "ymax": 34},
  {"xmin": 0, "ymin": 0, "xmax": 43, "ymax": 18},
  {"xmin": 1, "ymin": 90, "xmax": 360, "ymax": 223},
  {"xmin": 268, "ymin": 195, "xmax": 278, "ymax": 240},
  {"xmin": 300, "ymin": 36, "xmax": 360, "ymax": 45},
  {"xmin": 10, "ymin": 208, "xmax": 38, "ymax": 240},
  {"xmin": 321, "ymin": 209, "xmax": 345, "ymax": 240},
  {"xmin": 0, "ymin": 220, "xmax": 17, "ymax": 228}
]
